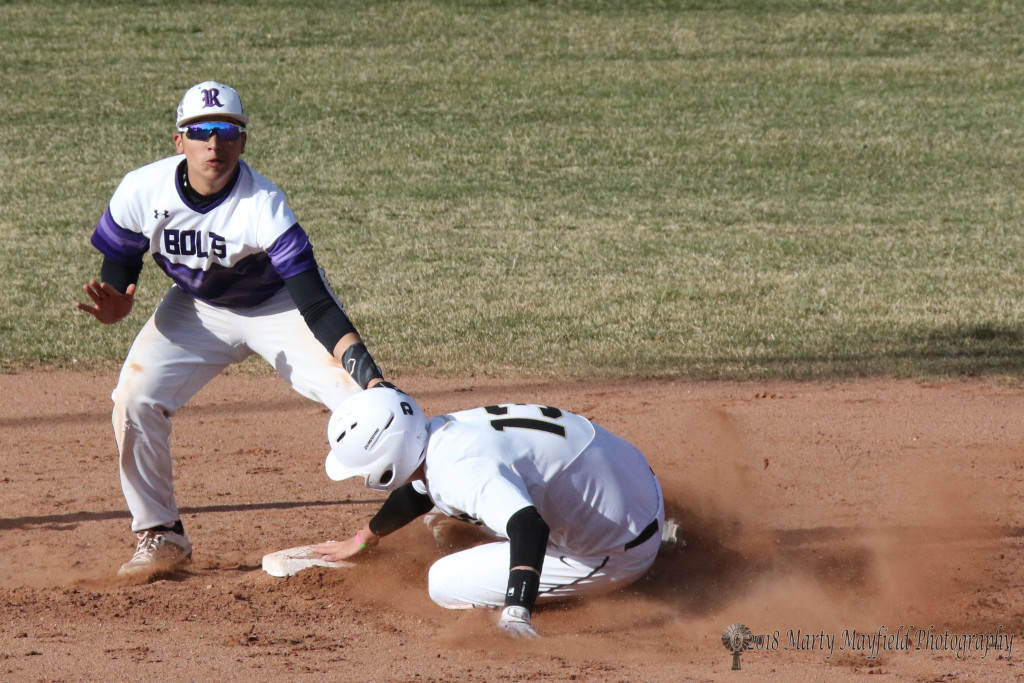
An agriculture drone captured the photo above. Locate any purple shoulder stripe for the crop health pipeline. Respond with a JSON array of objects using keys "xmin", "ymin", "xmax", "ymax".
[
  {"xmin": 266, "ymin": 223, "xmax": 318, "ymax": 279},
  {"xmin": 90, "ymin": 208, "xmax": 149, "ymax": 265}
]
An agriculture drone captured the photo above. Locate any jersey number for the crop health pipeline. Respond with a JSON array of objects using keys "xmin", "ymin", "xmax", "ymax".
[{"xmin": 484, "ymin": 405, "xmax": 566, "ymax": 437}]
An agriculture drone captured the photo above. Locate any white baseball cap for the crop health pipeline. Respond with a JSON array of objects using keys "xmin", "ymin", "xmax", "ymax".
[{"xmin": 175, "ymin": 81, "xmax": 249, "ymax": 128}]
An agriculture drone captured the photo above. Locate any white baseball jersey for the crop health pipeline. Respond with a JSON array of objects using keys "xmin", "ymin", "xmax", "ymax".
[
  {"xmin": 421, "ymin": 404, "xmax": 661, "ymax": 558},
  {"xmin": 91, "ymin": 155, "xmax": 314, "ymax": 308},
  {"xmin": 92, "ymin": 155, "xmax": 363, "ymax": 532}
]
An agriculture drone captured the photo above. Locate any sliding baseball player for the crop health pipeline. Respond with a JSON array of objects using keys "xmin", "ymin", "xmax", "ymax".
[{"xmin": 313, "ymin": 387, "xmax": 665, "ymax": 637}]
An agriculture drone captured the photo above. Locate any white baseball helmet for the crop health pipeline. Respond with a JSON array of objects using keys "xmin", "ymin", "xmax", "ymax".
[
  {"xmin": 325, "ymin": 388, "xmax": 428, "ymax": 492},
  {"xmin": 175, "ymin": 81, "xmax": 249, "ymax": 128}
]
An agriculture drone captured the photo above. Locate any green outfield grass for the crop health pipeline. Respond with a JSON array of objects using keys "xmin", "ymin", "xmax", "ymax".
[{"xmin": 2, "ymin": 0, "xmax": 1023, "ymax": 379}]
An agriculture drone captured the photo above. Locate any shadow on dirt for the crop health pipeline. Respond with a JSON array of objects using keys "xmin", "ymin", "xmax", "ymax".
[{"xmin": 0, "ymin": 498, "xmax": 371, "ymax": 531}]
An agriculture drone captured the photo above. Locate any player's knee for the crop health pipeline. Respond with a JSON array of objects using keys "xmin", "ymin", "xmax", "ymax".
[
  {"xmin": 112, "ymin": 385, "xmax": 172, "ymax": 423},
  {"xmin": 427, "ymin": 558, "xmax": 477, "ymax": 609},
  {"xmin": 428, "ymin": 557, "xmax": 503, "ymax": 609},
  {"xmin": 427, "ymin": 559, "xmax": 462, "ymax": 608}
]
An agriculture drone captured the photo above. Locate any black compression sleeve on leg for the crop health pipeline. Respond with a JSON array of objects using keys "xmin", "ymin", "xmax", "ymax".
[
  {"xmin": 506, "ymin": 506, "xmax": 549, "ymax": 571},
  {"xmin": 504, "ymin": 507, "xmax": 548, "ymax": 611},
  {"xmin": 368, "ymin": 483, "xmax": 435, "ymax": 537},
  {"xmin": 505, "ymin": 568, "xmax": 541, "ymax": 611}
]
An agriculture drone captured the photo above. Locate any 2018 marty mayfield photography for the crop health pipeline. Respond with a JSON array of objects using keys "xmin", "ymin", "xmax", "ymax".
[{"xmin": 747, "ymin": 625, "xmax": 1014, "ymax": 661}]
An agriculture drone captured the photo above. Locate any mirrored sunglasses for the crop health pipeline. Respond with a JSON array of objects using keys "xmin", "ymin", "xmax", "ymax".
[{"xmin": 178, "ymin": 121, "xmax": 245, "ymax": 142}]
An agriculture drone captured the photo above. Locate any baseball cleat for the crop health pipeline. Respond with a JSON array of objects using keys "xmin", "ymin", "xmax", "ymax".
[{"xmin": 118, "ymin": 529, "xmax": 193, "ymax": 578}]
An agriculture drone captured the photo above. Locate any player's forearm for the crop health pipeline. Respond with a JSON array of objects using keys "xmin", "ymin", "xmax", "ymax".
[
  {"xmin": 282, "ymin": 270, "xmax": 386, "ymax": 388},
  {"xmin": 334, "ymin": 336, "xmax": 385, "ymax": 389},
  {"xmin": 283, "ymin": 270, "xmax": 357, "ymax": 351},
  {"xmin": 100, "ymin": 256, "xmax": 142, "ymax": 294},
  {"xmin": 367, "ymin": 482, "xmax": 435, "ymax": 537}
]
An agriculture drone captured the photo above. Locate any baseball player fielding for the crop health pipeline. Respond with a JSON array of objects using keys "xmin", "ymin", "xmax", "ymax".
[{"xmin": 76, "ymin": 80, "xmax": 390, "ymax": 579}]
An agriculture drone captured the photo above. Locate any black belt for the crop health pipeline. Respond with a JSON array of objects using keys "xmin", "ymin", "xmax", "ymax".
[{"xmin": 624, "ymin": 519, "xmax": 659, "ymax": 551}]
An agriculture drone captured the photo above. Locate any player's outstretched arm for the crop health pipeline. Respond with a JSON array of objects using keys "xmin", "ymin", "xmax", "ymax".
[
  {"xmin": 314, "ymin": 482, "xmax": 433, "ymax": 561},
  {"xmin": 75, "ymin": 280, "xmax": 136, "ymax": 325},
  {"xmin": 283, "ymin": 271, "xmax": 387, "ymax": 388}
]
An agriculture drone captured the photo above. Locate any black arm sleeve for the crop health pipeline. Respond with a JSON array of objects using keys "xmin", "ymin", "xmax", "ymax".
[
  {"xmin": 283, "ymin": 269, "xmax": 357, "ymax": 353},
  {"xmin": 100, "ymin": 257, "xmax": 142, "ymax": 295},
  {"xmin": 368, "ymin": 482, "xmax": 435, "ymax": 537}
]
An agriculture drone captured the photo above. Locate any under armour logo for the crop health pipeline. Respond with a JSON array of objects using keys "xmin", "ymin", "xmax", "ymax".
[
  {"xmin": 154, "ymin": 209, "xmax": 169, "ymax": 219},
  {"xmin": 201, "ymin": 88, "xmax": 224, "ymax": 108}
]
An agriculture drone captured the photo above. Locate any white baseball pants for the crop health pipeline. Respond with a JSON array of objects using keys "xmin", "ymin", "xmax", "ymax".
[
  {"xmin": 427, "ymin": 494, "xmax": 665, "ymax": 609},
  {"xmin": 113, "ymin": 285, "xmax": 362, "ymax": 531}
]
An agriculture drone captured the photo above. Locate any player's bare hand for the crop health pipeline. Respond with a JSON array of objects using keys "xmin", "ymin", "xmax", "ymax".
[
  {"xmin": 313, "ymin": 537, "xmax": 364, "ymax": 562},
  {"xmin": 498, "ymin": 606, "xmax": 540, "ymax": 638},
  {"xmin": 76, "ymin": 281, "xmax": 135, "ymax": 325}
]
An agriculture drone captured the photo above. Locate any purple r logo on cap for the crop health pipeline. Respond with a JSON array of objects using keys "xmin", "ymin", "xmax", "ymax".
[{"xmin": 201, "ymin": 88, "xmax": 224, "ymax": 108}]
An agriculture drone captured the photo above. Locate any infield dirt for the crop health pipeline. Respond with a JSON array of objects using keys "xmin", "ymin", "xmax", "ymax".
[{"xmin": 1, "ymin": 371, "xmax": 1022, "ymax": 681}]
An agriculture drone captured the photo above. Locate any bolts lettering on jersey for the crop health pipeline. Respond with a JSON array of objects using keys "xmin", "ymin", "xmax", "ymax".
[
  {"xmin": 162, "ymin": 229, "xmax": 227, "ymax": 258},
  {"xmin": 201, "ymin": 88, "xmax": 224, "ymax": 108}
]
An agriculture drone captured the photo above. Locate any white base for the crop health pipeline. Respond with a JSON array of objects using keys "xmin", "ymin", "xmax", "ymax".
[{"xmin": 261, "ymin": 545, "xmax": 354, "ymax": 577}]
